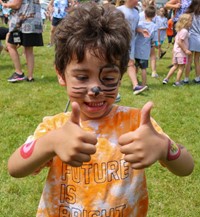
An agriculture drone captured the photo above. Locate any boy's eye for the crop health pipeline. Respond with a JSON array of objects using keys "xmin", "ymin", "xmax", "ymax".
[
  {"xmin": 102, "ymin": 77, "xmax": 115, "ymax": 82},
  {"xmin": 76, "ymin": 75, "xmax": 88, "ymax": 81}
]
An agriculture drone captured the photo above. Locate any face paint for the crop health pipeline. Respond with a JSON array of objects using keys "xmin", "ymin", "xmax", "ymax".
[
  {"xmin": 91, "ymin": 86, "xmax": 101, "ymax": 96},
  {"xmin": 20, "ymin": 140, "xmax": 36, "ymax": 159},
  {"xmin": 69, "ymin": 64, "xmax": 121, "ymax": 99},
  {"xmin": 99, "ymin": 64, "xmax": 121, "ymax": 87}
]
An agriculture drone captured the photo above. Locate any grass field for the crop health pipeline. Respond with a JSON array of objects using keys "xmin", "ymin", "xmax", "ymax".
[{"xmin": 0, "ymin": 21, "xmax": 200, "ymax": 217}]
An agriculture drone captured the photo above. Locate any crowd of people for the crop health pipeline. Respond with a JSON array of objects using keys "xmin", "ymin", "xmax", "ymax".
[{"xmin": 0, "ymin": 0, "xmax": 200, "ymax": 92}]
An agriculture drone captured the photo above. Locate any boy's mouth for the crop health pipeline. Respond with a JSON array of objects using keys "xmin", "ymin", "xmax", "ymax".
[{"xmin": 85, "ymin": 102, "xmax": 105, "ymax": 107}]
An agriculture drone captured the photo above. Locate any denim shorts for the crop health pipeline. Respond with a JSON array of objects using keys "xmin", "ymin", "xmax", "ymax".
[{"xmin": 135, "ymin": 58, "xmax": 148, "ymax": 69}]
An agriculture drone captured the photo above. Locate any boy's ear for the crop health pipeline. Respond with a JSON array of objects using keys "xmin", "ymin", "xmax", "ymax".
[{"xmin": 55, "ymin": 67, "xmax": 66, "ymax": 86}]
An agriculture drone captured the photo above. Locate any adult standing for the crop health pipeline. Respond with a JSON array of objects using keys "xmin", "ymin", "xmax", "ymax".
[
  {"xmin": 0, "ymin": 0, "xmax": 44, "ymax": 82},
  {"xmin": 183, "ymin": 0, "xmax": 200, "ymax": 84}
]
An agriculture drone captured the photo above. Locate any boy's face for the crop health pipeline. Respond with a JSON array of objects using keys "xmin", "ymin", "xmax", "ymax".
[{"xmin": 57, "ymin": 50, "xmax": 121, "ymax": 121}]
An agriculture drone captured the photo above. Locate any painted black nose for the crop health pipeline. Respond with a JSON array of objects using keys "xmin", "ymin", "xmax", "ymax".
[{"xmin": 91, "ymin": 86, "xmax": 101, "ymax": 96}]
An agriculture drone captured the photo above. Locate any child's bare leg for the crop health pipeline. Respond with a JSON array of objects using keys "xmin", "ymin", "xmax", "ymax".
[
  {"xmin": 150, "ymin": 46, "xmax": 157, "ymax": 77},
  {"xmin": 176, "ymin": 64, "xmax": 185, "ymax": 82},
  {"xmin": 141, "ymin": 69, "xmax": 147, "ymax": 86},
  {"xmin": 165, "ymin": 64, "xmax": 178, "ymax": 80}
]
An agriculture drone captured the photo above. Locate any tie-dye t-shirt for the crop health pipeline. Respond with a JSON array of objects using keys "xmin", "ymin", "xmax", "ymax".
[{"xmin": 30, "ymin": 105, "xmax": 163, "ymax": 217}]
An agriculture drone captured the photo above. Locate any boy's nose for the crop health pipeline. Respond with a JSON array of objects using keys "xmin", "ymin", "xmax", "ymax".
[{"xmin": 89, "ymin": 86, "xmax": 102, "ymax": 96}]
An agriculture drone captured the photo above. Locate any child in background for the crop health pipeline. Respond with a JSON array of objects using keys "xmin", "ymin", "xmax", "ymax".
[
  {"xmin": 139, "ymin": 0, "xmax": 159, "ymax": 78},
  {"xmin": 7, "ymin": 3, "xmax": 194, "ymax": 217},
  {"xmin": 135, "ymin": 5, "xmax": 158, "ymax": 92},
  {"xmin": 167, "ymin": 16, "xmax": 174, "ymax": 49},
  {"xmin": 183, "ymin": 0, "xmax": 200, "ymax": 84},
  {"xmin": 163, "ymin": 13, "xmax": 192, "ymax": 86},
  {"xmin": 155, "ymin": 6, "xmax": 168, "ymax": 59}
]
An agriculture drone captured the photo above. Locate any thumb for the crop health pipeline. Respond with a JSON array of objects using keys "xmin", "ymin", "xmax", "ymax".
[
  {"xmin": 70, "ymin": 101, "xmax": 80, "ymax": 125},
  {"xmin": 140, "ymin": 101, "xmax": 154, "ymax": 126}
]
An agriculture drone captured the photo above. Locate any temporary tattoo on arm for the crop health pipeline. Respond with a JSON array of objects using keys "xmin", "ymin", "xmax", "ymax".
[
  {"xmin": 20, "ymin": 140, "xmax": 36, "ymax": 159},
  {"xmin": 167, "ymin": 139, "xmax": 181, "ymax": 161}
]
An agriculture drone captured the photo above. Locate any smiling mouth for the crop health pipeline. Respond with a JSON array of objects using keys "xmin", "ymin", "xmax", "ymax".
[{"xmin": 85, "ymin": 101, "xmax": 105, "ymax": 107}]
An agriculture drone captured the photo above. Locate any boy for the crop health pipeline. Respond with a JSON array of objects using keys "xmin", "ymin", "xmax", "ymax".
[
  {"xmin": 134, "ymin": 5, "xmax": 158, "ymax": 89},
  {"xmin": 8, "ymin": 3, "xmax": 194, "ymax": 217}
]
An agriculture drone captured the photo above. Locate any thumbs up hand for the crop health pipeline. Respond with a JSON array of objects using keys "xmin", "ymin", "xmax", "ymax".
[
  {"xmin": 118, "ymin": 102, "xmax": 168, "ymax": 169},
  {"xmin": 51, "ymin": 102, "xmax": 97, "ymax": 167}
]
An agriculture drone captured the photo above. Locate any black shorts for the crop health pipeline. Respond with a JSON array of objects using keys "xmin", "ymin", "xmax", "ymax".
[
  {"xmin": 0, "ymin": 27, "xmax": 9, "ymax": 40},
  {"xmin": 135, "ymin": 58, "xmax": 148, "ymax": 69},
  {"xmin": 8, "ymin": 31, "xmax": 44, "ymax": 47},
  {"xmin": 52, "ymin": 17, "xmax": 63, "ymax": 27},
  {"xmin": 168, "ymin": 35, "xmax": 173, "ymax": 43}
]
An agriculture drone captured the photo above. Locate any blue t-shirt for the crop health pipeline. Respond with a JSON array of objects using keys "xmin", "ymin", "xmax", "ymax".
[
  {"xmin": 134, "ymin": 21, "xmax": 157, "ymax": 60},
  {"xmin": 117, "ymin": 5, "xmax": 139, "ymax": 59},
  {"xmin": 155, "ymin": 16, "xmax": 168, "ymax": 41},
  {"xmin": 117, "ymin": 5, "xmax": 139, "ymax": 39}
]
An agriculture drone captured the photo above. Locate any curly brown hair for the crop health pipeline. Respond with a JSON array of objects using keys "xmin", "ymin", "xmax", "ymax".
[{"xmin": 54, "ymin": 3, "xmax": 131, "ymax": 77}]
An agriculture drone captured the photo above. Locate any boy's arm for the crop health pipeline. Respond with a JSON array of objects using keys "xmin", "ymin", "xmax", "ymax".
[
  {"xmin": 118, "ymin": 102, "xmax": 194, "ymax": 176},
  {"xmin": 136, "ymin": 27, "xmax": 150, "ymax": 38},
  {"xmin": 8, "ymin": 102, "xmax": 97, "ymax": 178}
]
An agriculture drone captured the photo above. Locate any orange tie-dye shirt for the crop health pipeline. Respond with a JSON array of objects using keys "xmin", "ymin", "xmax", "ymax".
[{"xmin": 30, "ymin": 105, "xmax": 164, "ymax": 217}]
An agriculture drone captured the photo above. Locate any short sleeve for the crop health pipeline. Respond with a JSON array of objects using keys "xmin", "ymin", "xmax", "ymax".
[
  {"xmin": 179, "ymin": 29, "xmax": 188, "ymax": 40},
  {"xmin": 27, "ymin": 112, "xmax": 71, "ymax": 174}
]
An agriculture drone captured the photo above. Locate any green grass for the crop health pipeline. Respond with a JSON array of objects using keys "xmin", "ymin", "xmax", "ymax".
[{"xmin": 0, "ymin": 21, "xmax": 200, "ymax": 216}]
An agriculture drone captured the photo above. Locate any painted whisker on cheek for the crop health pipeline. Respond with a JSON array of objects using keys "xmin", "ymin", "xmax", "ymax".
[
  {"xmin": 72, "ymin": 87, "xmax": 87, "ymax": 90},
  {"xmin": 71, "ymin": 86, "xmax": 87, "ymax": 97},
  {"xmin": 101, "ymin": 87, "xmax": 117, "ymax": 92},
  {"xmin": 20, "ymin": 140, "xmax": 36, "ymax": 159},
  {"xmin": 72, "ymin": 91, "xmax": 85, "ymax": 94},
  {"xmin": 105, "ymin": 95, "xmax": 115, "ymax": 99}
]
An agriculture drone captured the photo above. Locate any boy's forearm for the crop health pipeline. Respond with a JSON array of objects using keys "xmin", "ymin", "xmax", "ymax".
[
  {"xmin": 8, "ymin": 132, "xmax": 56, "ymax": 178},
  {"xmin": 160, "ymin": 142, "xmax": 194, "ymax": 176}
]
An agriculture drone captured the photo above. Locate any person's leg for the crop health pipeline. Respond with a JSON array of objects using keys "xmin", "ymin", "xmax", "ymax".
[
  {"xmin": 24, "ymin": 46, "xmax": 34, "ymax": 80},
  {"xmin": 165, "ymin": 64, "xmax": 178, "ymax": 80},
  {"xmin": 150, "ymin": 46, "xmax": 158, "ymax": 77},
  {"xmin": 7, "ymin": 42, "xmax": 23, "ymax": 74},
  {"xmin": 184, "ymin": 52, "xmax": 193, "ymax": 83},
  {"xmin": 49, "ymin": 25, "xmax": 56, "ymax": 46},
  {"xmin": 141, "ymin": 68, "xmax": 147, "ymax": 86},
  {"xmin": 194, "ymin": 52, "xmax": 200, "ymax": 82},
  {"xmin": 127, "ymin": 59, "xmax": 139, "ymax": 89},
  {"xmin": 176, "ymin": 64, "xmax": 185, "ymax": 82}
]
